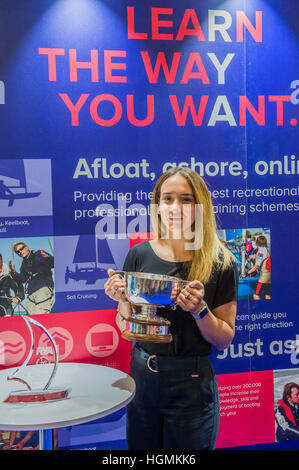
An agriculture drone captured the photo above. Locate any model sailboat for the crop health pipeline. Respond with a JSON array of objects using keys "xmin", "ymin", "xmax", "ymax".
[{"xmin": 4, "ymin": 316, "xmax": 69, "ymax": 404}]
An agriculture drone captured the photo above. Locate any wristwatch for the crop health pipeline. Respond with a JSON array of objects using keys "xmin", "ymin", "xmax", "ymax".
[{"xmin": 191, "ymin": 301, "xmax": 209, "ymax": 320}]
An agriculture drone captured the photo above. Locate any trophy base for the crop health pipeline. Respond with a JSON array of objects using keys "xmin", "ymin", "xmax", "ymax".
[
  {"xmin": 123, "ymin": 313, "xmax": 172, "ymax": 343},
  {"xmin": 4, "ymin": 387, "xmax": 70, "ymax": 404},
  {"xmin": 122, "ymin": 330, "xmax": 173, "ymax": 343}
]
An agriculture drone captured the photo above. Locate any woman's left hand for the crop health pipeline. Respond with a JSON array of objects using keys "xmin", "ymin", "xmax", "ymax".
[{"xmin": 177, "ymin": 280, "xmax": 205, "ymax": 314}]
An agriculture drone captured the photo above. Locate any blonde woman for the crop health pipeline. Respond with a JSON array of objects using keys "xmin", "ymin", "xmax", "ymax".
[{"xmin": 104, "ymin": 167, "xmax": 238, "ymax": 450}]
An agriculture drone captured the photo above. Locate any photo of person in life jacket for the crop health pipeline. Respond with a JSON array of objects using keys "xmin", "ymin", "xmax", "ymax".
[
  {"xmin": 0, "ymin": 252, "xmax": 24, "ymax": 316},
  {"xmin": 9, "ymin": 240, "xmax": 54, "ymax": 315},
  {"xmin": 244, "ymin": 236, "xmax": 256, "ymax": 273},
  {"xmin": 275, "ymin": 382, "xmax": 299, "ymax": 441},
  {"xmin": 246, "ymin": 235, "xmax": 271, "ymax": 300}
]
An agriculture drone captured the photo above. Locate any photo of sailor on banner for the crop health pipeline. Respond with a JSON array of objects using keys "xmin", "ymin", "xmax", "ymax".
[
  {"xmin": 274, "ymin": 369, "xmax": 299, "ymax": 442},
  {"xmin": 217, "ymin": 227, "xmax": 271, "ymax": 300},
  {"xmin": 54, "ymin": 234, "xmax": 130, "ymax": 312},
  {"xmin": 0, "ymin": 236, "xmax": 54, "ymax": 316},
  {"xmin": 0, "ymin": 252, "xmax": 24, "ymax": 317},
  {"xmin": 0, "ymin": 159, "xmax": 53, "ymax": 237}
]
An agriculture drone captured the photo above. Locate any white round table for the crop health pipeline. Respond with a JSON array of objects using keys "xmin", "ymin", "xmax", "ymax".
[{"xmin": 0, "ymin": 362, "xmax": 135, "ymax": 448}]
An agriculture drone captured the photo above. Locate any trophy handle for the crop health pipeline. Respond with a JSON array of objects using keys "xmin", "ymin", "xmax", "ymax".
[{"xmin": 171, "ymin": 280, "xmax": 192, "ymax": 310}]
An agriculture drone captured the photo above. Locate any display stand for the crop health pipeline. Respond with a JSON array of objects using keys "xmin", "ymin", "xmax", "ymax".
[
  {"xmin": 39, "ymin": 429, "xmax": 53, "ymax": 450},
  {"xmin": 0, "ymin": 363, "xmax": 135, "ymax": 450}
]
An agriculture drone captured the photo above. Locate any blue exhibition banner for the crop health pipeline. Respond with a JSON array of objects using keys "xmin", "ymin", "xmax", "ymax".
[{"xmin": 0, "ymin": 0, "xmax": 298, "ymax": 451}]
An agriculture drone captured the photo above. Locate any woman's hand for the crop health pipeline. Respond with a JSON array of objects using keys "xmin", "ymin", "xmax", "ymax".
[
  {"xmin": 175, "ymin": 279, "xmax": 237, "ymax": 351},
  {"xmin": 104, "ymin": 269, "xmax": 127, "ymax": 302},
  {"xmin": 176, "ymin": 280, "xmax": 205, "ymax": 314}
]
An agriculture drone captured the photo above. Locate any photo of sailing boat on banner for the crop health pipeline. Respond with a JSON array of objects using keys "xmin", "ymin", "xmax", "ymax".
[
  {"xmin": 0, "ymin": 159, "xmax": 53, "ymax": 237},
  {"xmin": 0, "ymin": 236, "xmax": 55, "ymax": 316},
  {"xmin": 217, "ymin": 228, "xmax": 271, "ymax": 301},
  {"xmin": 54, "ymin": 234, "xmax": 130, "ymax": 312}
]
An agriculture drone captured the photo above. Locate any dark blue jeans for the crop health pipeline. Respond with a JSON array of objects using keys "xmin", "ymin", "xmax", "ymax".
[{"xmin": 126, "ymin": 346, "xmax": 220, "ymax": 450}]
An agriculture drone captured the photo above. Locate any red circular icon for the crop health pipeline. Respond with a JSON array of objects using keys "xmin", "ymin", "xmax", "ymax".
[
  {"xmin": 0, "ymin": 331, "xmax": 27, "ymax": 366},
  {"xmin": 85, "ymin": 323, "xmax": 119, "ymax": 358},
  {"xmin": 38, "ymin": 327, "xmax": 74, "ymax": 361}
]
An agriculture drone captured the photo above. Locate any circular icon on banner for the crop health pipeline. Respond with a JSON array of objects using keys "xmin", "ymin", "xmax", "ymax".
[
  {"xmin": 38, "ymin": 327, "xmax": 74, "ymax": 361},
  {"xmin": 85, "ymin": 323, "xmax": 119, "ymax": 358},
  {"xmin": 0, "ymin": 331, "xmax": 26, "ymax": 366}
]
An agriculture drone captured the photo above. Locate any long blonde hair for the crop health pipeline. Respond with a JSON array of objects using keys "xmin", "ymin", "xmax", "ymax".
[{"xmin": 150, "ymin": 167, "xmax": 235, "ymax": 283}]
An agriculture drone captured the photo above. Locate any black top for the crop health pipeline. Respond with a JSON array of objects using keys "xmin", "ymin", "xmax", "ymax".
[
  {"xmin": 0, "ymin": 272, "xmax": 24, "ymax": 311},
  {"xmin": 275, "ymin": 400, "xmax": 299, "ymax": 441},
  {"xmin": 12, "ymin": 250, "xmax": 54, "ymax": 295},
  {"xmin": 123, "ymin": 241, "xmax": 238, "ymax": 357}
]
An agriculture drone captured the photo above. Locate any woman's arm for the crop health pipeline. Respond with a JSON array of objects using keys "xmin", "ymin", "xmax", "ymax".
[
  {"xmin": 116, "ymin": 301, "xmax": 133, "ymax": 332},
  {"xmin": 178, "ymin": 280, "xmax": 236, "ymax": 350},
  {"xmin": 193, "ymin": 300, "xmax": 236, "ymax": 350},
  {"xmin": 104, "ymin": 269, "xmax": 133, "ymax": 331}
]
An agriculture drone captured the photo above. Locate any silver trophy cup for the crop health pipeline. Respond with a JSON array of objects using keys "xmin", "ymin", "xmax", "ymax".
[{"xmin": 114, "ymin": 271, "xmax": 190, "ymax": 343}]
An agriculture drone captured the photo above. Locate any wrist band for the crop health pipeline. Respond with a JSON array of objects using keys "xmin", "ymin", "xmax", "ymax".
[{"xmin": 192, "ymin": 301, "xmax": 209, "ymax": 320}]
